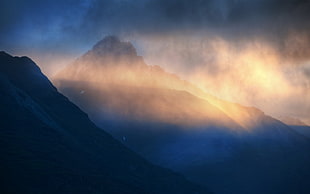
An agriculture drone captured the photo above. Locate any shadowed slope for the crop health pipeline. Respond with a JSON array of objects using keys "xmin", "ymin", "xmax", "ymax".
[{"xmin": 0, "ymin": 51, "xmax": 209, "ymax": 194}]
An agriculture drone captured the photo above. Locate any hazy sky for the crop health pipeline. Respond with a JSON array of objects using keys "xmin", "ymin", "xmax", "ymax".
[
  {"xmin": 2, "ymin": 0, "xmax": 310, "ymax": 55},
  {"xmin": 1, "ymin": 0, "xmax": 310, "ymax": 123}
]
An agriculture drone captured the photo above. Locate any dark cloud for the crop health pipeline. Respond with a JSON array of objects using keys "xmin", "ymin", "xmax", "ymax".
[
  {"xmin": 2, "ymin": 0, "xmax": 310, "ymax": 39},
  {"xmin": 81, "ymin": 0, "xmax": 310, "ymax": 35},
  {"xmin": 1, "ymin": 0, "xmax": 310, "ymax": 62},
  {"xmin": 0, "ymin": 0, "xmax": 90, "ymax": 52}
]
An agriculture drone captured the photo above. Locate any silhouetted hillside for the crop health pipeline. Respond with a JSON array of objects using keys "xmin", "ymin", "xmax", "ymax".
[{"xmin": 0, "ymin": 51, "xmax": 209, "ymax": 194}]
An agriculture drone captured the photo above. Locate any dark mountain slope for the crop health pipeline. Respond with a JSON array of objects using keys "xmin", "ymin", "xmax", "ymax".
[
  {"xmin": 279, "ymin": 117, "xmax": 310, "ymax": 138},
  {"xmin": 0, "ymin": 51, "xmax": 208, "ymax": 194},
  {"xmin": 289, "ymin": 125, "xmax": 310, "ymax": 139}
]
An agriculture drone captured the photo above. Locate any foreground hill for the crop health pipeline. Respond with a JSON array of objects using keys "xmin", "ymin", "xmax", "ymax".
[
  {"xmin": 0, "ymin": 51, "xmax": 208, "ymax": 193},
  {"xmin": 54, "ymin": 36, "xmax": 310, "ymax": 194}
]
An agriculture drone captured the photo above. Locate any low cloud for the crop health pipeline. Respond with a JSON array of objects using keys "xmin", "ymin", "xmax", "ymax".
[
  {"xmin": 134, "ymin": 34, "xmax": 310, "ymax": 124},
  {"xmin": 1, "ymin": 0, "xmax": 309, "ymax": 123}
]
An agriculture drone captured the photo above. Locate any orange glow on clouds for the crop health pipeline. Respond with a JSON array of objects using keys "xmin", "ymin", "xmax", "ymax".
[
  {"xmin": 54, "ymin": 52, "xmax": 267, "ymax": 130},
  {"xmin": 53, "ymin": 35, "xmax": 310, "ymax": 127},
  {"xmin": 136, "ymin": 34, "xmax": 310, "ymax": 125}
]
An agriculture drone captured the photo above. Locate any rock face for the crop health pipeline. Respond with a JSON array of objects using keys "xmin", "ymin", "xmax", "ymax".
[
  {"xmin": 91, "ymin": 36, "xmax": 137, "ymax": 57},
  {"xmin": 54, "ymin": 37, "xmax": 310, "ymax": 194},
  {"xmin": 0, "ymin": 51, "xmax": 209, "ymax": 194}
]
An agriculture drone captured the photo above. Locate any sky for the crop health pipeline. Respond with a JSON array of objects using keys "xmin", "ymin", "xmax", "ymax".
[{"xmin": 1, "ymin": 0, "xmax": 310, "ymax": 124}]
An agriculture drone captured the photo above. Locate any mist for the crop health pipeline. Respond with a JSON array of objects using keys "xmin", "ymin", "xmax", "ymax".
[
  {"xmin": 132, "ymin": 34, "xmax": 310, "ymax": 124},
  {"xmin": 1, "ymin": 0, "xmax": 310, "ymax": 124}
]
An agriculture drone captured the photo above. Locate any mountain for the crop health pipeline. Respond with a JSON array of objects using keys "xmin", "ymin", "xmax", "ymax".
[
  {"xmin": 279, "ymin": 116, "xmax": 308, "ymax": 126},
  {"xmin": 279, "ymin": 117, "xmax": 310, "ymax": 138},
  {"xmin": 290, "ymin": 125, "xmax": 310, "ymax": 139},
  {"xmin": 53, "ymin": 36, "xmax": 270, "ymax": 129},
  {"xmin": 54, "ymin": 36, "xmax": 310, "ymax": 194},
  {"xmin": 0, "ymin": 51, "xmax": 209, "ymax": 194}
]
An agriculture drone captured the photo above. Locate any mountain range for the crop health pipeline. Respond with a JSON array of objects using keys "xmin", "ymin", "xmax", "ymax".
[{"xmin": 54, "ymin": 36, "xmax": 310, "ymax": 194}]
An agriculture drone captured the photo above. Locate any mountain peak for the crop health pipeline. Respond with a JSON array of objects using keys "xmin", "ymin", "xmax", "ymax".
[
  {"xmin": 0, "ymin": 51, "xmax": 41, "ymax": 76},
  {"xmin": 91, "ymin": 36, "xmax": 137, "ymax": 57},
  {"xmin": 0, "ymin": 52, "xmax": 209, "ymax": 194},
  {"xmin": 0, "ymin": 51, "xmax": 9, "ymax": 56}
]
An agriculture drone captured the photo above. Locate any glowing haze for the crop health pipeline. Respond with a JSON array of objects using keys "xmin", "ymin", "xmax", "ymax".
[
  {"xmin": 54, "ymin": 36, "xmax": 277, "ymax": 130},
  {"xmin": 136, "ymin": 34, "xmax": 310, "ymax": 124},
  {"xmin": 1, "ymin": 0, "xmax": 310, "ymax": 124}
]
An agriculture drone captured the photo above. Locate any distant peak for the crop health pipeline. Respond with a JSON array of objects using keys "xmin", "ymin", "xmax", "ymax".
[
  {"xmin": 91, "ymin": 36, "xmax": 137, "ymax": 57},
  {"xmin": 93, "ymin": 36, "xmax": 121, "ymax": 49},
  {"xmin": 279, "ymin": 116, "xmax": 308, "ymax": 126},
  {"xmin": 0, "ymin": 51, "xmax": 11, "ymax": 57}
]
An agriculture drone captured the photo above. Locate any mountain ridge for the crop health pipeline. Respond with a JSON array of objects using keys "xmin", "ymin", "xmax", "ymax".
[
  {"xmin": 54, "ymin": 36, "xmax": 280, "ymax": 130},
  {"xmin": 53, "ymin": 37, "xmax": 310, "ymax": 194},
  {"xmin": 0, "ymin": 51, "xmax": 209, "ymax": 194}
]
